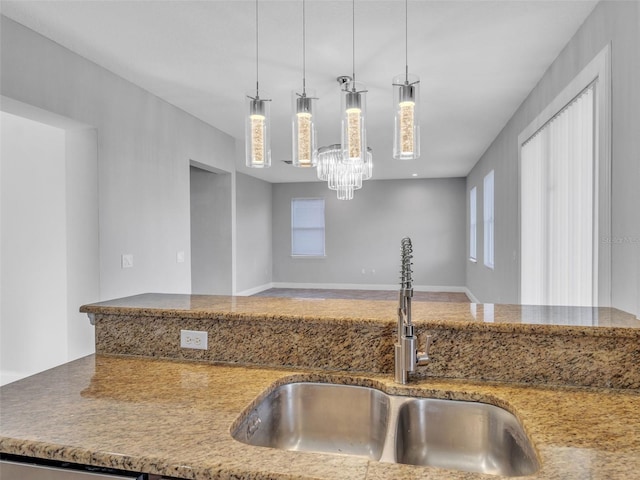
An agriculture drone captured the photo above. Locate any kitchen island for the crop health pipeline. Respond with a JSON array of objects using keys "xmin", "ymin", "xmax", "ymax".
[{"xmin": 1, "ymin": 294, "xmax": 639, "ymax": 479}]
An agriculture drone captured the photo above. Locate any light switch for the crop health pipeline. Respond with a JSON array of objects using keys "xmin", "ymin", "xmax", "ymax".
[
  {"xmin": 176, "ymin": 251, "xmax": 185, "ymax": 263},
  {"xmin": 121, "ymin": 254, "xmax": 133, "ymax": 268}
]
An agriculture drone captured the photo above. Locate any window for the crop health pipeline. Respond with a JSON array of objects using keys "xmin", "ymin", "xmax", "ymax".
[
  {"xmin": 519, "ymin": 45, "xmax": 610, "ymax": 307},
  {"xmin": 483, "ymin": 171, "xmax": 494, "ymax": 269},
  {"xmin": 291, "ymin": 198, "xmax": 325, "ymax": 256},
  {"xmin": 469, "ymin": 186, "xmax": 477, "ymax": 262}
]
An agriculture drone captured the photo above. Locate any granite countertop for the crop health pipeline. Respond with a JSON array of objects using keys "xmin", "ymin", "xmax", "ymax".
[
  {"xmin": 80, "ymin": 293, "xmax": 640, "ymax": 337},
  {"xmin": 1, "ymin": 354, "xmax": 639, "ymax": 480}
]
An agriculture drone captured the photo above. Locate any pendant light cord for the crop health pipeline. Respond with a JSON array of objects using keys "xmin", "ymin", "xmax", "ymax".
[
  {"xmin": 352, "ymin": 0, "xmax": 356, "ymax": 84},
  {"xmin": 405, "ymin": 0, "xmax": 408, "ymax": 82},
  {"xmin": 255, "ymin": 0, "xmax": 259, "ymax": 97},
  {"xmin": 302, "ymin": 0, "xmax": 306, "ymax": 95}
]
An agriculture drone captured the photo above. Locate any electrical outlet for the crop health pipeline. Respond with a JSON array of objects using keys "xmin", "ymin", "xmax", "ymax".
[
  {"xmin": 121, "ymin": 254, "xmax": 133, "ymax": 269},
  {"xmin": 180, "ymin": 329, "xmax": 208, "ymax": 350},
  {"xmin": 176, "ymin": 251, "xmax": 185, "ymax": 263}
]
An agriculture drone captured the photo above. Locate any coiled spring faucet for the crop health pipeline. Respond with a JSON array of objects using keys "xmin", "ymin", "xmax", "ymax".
[{"xmin": 395, "ymin": 237, "xmax": 432, "ymax": 384}]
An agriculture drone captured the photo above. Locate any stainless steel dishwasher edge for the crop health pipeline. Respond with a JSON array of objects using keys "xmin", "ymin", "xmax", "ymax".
[{"xmin": 0, "ymin": 459, "xmax": 145, "ymax": 480}]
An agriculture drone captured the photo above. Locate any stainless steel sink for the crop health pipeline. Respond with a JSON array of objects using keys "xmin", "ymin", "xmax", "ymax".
[
  {"xmin": 394, "ymin": 398, "xmax": 539, "ymax": 476},
  {"xmin": 232, "ymin": 382, "xmax": 390, "ymax": 460},
  {"xmin": 232, "ymin": 382, "xmax": 540, "ymax": 476}
]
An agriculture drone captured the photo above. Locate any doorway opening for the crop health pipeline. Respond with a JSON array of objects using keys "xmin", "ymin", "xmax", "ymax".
[
  {"xmin": 0, "ymin": 99, "xmax": 99, "ymax": 385},
  {"xmin": 189, "ymin": 162, "xmax": 232, "ymax": 294}
]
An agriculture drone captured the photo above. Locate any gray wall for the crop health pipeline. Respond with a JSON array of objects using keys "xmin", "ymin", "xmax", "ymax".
[
  {"xmin": 466, "ymin": 0, "xmax": 640, "ymax": 314},
  {"xmin": 64, "ymin": 127, "xmax": 100, "ymax": 360},
  {"xmin": 0, "ymin": 16, "xmax": 236, "ymax": 300},
  {"xmin": 272, "ymin": 179, "xmax": 466, "ymax": 289},
  {"xmin": 190, "ymin": 167, "xmax": 233, "ymax": 295},
  {"xmin": 1, "ymin": 110, "xmax": 99, "ymax": 385},
  {"xmin": 235, "ymin": 173, "xmax": 273, "ymax": 294}
]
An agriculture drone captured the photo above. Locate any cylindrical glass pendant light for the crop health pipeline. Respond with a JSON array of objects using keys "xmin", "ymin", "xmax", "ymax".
[
  {"xmin": 246, "ymin": 95, "xmax": 271, "ymax": 168},
  {"xmin": 292, "ymin": 93, "xmax": 317, "ymax": 167},
  {"xmin": 292, "ymin": 0, "xmax": 318, "ymax": 167},
  {"xmin": 392, "ymin": 0, "xmax": 420, "ymax": 160},
  {"xmin": 341, "ymin": 81, "xmax": 367, "ymax": 165},
  {"xmin": 341, "ymin": 0, "xmax": 368, "ymax": 166},
  {"xmin": 245, "ymin": 0, "xmax": 271, "ymax": 168},
  {"xmin": 393, "ymin": 72, "xmax": 420, "ymax": 160}
]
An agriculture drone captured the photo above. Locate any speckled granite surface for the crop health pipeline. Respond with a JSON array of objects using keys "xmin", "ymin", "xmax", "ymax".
[
  {"xmin": 81, "ymin": 294, "xmax": 640, "ymax": 334},
  {"xmin": 82, "ymin": 294, "xmax": 640, "ymax": 389},
  {"xmin": 1, "ymin": 355, "xmax": 639, "ymax": 480}
]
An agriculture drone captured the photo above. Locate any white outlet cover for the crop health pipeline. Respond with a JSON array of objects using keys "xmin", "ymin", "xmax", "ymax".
[
  {"xmin": 121, "ymin": 254, "xmax": 133, "ymax": 268},
  {"xmin": 180, "ymin": 330, "xmax": 208, "ymax": 350},
  {"xmin": 176, "ymin": 251, "xmax": 185, "ymax": 263}
]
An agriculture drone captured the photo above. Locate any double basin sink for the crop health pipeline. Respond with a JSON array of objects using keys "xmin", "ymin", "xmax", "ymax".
[{"xmin": 232, "ymin": 382, "xmax": 539, "ymax": 477}]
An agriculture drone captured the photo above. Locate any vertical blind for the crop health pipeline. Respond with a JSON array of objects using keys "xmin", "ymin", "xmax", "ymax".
[
  {"xmin": 469, "ymin": 186, "xmax": 477, "ymax": 261},
  {"xmin": 291, "ymin": 198, "xmax": 325, "ymax": 256},
  {"xmin": 521, "ymin": 84, "xmax": 595, "ymax": 306}
]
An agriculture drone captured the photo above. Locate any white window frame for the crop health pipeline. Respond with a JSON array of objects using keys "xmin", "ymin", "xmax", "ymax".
[
  {"xmin": 469, "ymin": 186, "xmax": 477, "ymax": 262},
  {"xmin": 517, "ymin": 44, "xmax": 611, "ymax": 306},
  {"xmin": 483, "ymin": 170, "xmax": 495, "ymax": 269},
  {"xmin": 291, "ymin": 197, "xmax": 326, "ymax": 257}
]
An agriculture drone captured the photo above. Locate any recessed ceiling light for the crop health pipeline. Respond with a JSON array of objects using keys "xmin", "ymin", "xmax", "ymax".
[{"xmin": 411, "ymin": 173, "xmax": 418, "ymax": 177}]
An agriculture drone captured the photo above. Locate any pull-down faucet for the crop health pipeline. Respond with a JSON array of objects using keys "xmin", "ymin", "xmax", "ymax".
[{"xmin": 395, "ymin": 237, "xmax": 432, "ymax": 384}]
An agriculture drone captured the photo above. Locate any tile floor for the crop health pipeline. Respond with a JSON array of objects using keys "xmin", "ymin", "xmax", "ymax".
[{"xmin": 252, "ymin": 288, "xmax": 469, "ymax": 303}]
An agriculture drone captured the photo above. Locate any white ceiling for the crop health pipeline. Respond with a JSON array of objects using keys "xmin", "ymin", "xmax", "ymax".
[{"xmin": 1, "ymin": 0, "xmax": 598, "ymax": 183}]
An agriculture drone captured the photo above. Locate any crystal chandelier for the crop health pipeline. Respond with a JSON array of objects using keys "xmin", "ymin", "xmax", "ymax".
[{"xmin": 317, "ymin": 144, "xmax": 372, "ymax": 200}]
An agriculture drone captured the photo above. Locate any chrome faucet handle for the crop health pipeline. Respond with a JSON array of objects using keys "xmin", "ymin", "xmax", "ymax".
[
  {"xmin": 416, "ymin": 334, "xmax": 433, "ymax": 366},
  {"xmin": 425, "ymin": 334, "xmax": 433, "ymax": 355}
]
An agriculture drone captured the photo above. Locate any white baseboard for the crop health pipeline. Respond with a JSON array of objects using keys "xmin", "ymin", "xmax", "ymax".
[
  {"xmin": 272, "ymin": 282, "xmax": 395, "ymax": 291},
  {"xmin": 464, "ymin": 288, "xmax": 480, "ymax": 303},
  {"xmin": 271, "ymin": 282, "xmax": 469, "ymax": 294},
  {"xmin": 0, "ymin": 370, "xmax": 30, "ymax": 387},
  {"xmin": 237, "ymin": 282, "xmax": 475, "ymax": 301},
  {"xmin": 234, "ymin": 283, "xmax": 274, "ymax": 296}
]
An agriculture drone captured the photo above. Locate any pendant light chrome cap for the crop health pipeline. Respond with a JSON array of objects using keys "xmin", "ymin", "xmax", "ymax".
[
  {"xmin": 249, "ymin": 97, "xmax": 266, "ymax": 116},
  {"xmin": 296, "ymin": 95, "xmax": 314, "ymax": 114},
  {"xmin": 398, "ymin": 83, "xmax": 415, "ymax": 103},
  {"xmin": 345, "ymin": 90, "xmax": 362, "ymax": 110}
]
